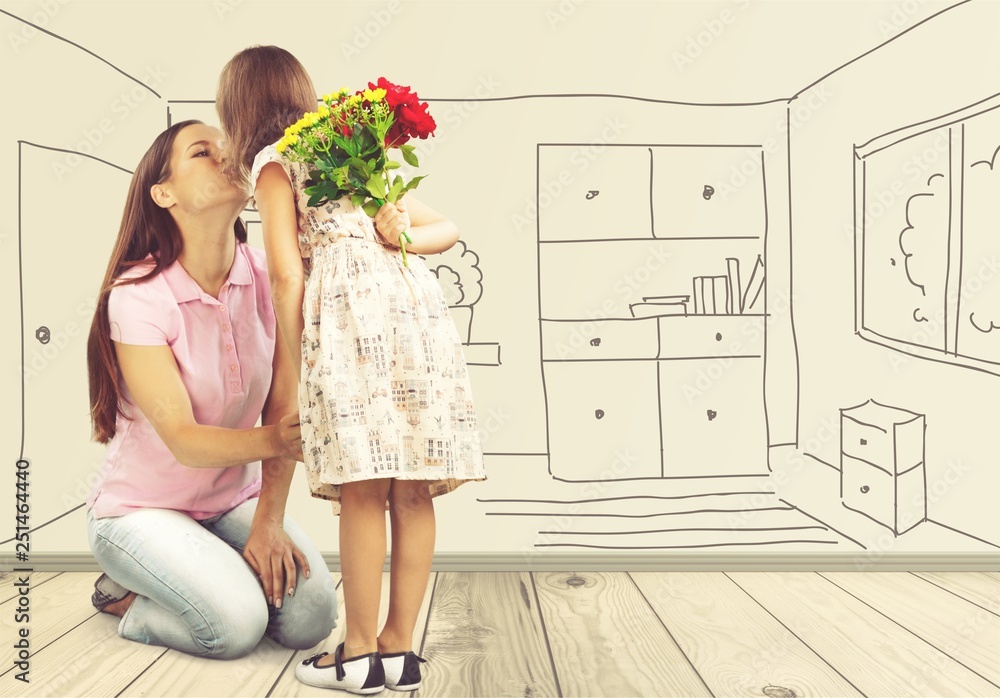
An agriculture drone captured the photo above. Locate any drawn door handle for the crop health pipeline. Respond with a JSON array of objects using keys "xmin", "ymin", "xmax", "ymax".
[
  {"xmin": 595, "ymin": 409, "xmax": 605, "ymax": 420},
  {"xmin": 860, "ymin": 485, "xmax": 870, "ymax": 494},
  {"xmin": 707, "ymin": 409, "xmax": 717, "ymax": 421}
]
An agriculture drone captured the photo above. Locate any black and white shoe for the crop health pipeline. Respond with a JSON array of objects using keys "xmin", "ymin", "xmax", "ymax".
[
  {"xmin": 295, "ymin": 642, "xmax": 385, "ymax": 694},
  {"xmin": 91, "ymin": 573, "xmax": 131, "ymax": 612},
  {"xmin": 382, "ymin": 650, "xmax": 427, "ymax": 691}
]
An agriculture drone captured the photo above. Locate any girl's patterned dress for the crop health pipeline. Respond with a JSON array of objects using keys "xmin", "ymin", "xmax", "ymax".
[{"xmin": 251, "ymin": 144, "xmax": 487, "ymax": 514}]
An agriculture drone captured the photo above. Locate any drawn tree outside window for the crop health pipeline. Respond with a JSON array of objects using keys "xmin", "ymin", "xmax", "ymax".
[
  {"xmin": 855, "ymin": 102, "xmax": 1000, "ymax": 374},
  {"xmin": 423, "ymin": 240, "xmax": 484, "ymax": 344}
]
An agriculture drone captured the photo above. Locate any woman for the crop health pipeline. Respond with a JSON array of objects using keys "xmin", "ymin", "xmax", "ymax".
[{"xmin": 84, "ymin": 119, "xmax": 337, "ymax": 659}]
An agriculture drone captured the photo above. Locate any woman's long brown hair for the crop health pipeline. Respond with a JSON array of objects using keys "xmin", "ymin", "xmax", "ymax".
[
  {"xmin": 87, "ymin": 119, "xmax": 248, "ymax": 444},
  {"xmin": 216, "ymin": 45, "xmax": 318, "ymax": 185}
]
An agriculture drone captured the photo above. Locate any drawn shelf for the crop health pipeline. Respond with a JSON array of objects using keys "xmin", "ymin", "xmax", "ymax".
[{"xmin": 538, "ymin": 143, "xmax": 769, "ymax": 481}]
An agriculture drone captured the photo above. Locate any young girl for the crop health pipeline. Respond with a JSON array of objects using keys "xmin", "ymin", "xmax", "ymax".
[{"xmin": 217, "ymin": 46, "xmax": 487, "ymax": 694}]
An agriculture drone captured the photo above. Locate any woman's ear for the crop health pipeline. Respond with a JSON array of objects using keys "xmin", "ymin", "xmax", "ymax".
[{"xmin": 150, "ymin": 183, "xmax": 173, "ymax": 209}]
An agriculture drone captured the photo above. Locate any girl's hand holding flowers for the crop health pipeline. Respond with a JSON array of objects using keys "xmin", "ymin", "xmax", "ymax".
[{"xmin": 373, "ymin": 198, "xmax": 410, "ymax": 248}]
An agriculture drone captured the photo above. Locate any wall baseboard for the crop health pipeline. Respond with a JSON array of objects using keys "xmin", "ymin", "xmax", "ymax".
[{"xmin": 3, "ymin": 552, "xmax": 999, "ymax": 573}]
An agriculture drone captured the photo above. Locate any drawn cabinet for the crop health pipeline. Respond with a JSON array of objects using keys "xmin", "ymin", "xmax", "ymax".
[
  {"xmin": 658, "ymin": 316, "xmax": 766, "ymax": 477},
  {"xmin": 539, "ymin": 143, "xmax": 769, "ymax": 481},
  {"xmin": 840, "ymin": 400, "xmax": 927, "ymax": 535},
  {"xmin": 543, "ymin": 359, "xmax": 662, "ymax": 480}
]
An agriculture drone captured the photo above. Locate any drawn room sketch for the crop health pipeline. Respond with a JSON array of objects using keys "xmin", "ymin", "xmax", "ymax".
[{"xmin": 3, "ymin": 0, "xmax": 999, "ymax": 562}]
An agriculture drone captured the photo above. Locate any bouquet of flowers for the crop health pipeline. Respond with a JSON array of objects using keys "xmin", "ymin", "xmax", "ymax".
[{"xmin": 276, "ymin": 78, "xmax": 437, "ymax": 267}]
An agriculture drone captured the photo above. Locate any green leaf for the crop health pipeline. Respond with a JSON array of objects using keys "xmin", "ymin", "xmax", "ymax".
[
  {"xmin": 384, "ymin": 160, "xmax": 401, "ymax": 170},
  {"xmin": 361, "ymin": 200, "xmax": 381, "ymax": 218},
  {"xmin": 400, "ymin": 145, "xmax": 419, "ymax": 167},
  {"xmin": 351, "ymin": 193, "xmax": 367, "ymax": 207},
  {"xmin": 387, "ymin": 177, "xmax": 404, "ymax": 202},
  {"xmin": 307, "ymin": 192, "xmax": 327, "ymax": 208},
  {"xmin": 402, "ymin": 175, "xmax": 427, "ymax": 191},
  {"xmin": 365, "ymin": 174, "xmax": 388, "ymax": 199}
]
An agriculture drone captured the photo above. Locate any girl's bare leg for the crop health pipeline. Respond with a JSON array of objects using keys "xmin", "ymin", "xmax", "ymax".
[
  {"xmin": 317, "ymin": 477, "xmax": 392, "ymax": 666},
  {"xmin": 378, "ymin": 479, "xmax": 436, "ymax": 654}
]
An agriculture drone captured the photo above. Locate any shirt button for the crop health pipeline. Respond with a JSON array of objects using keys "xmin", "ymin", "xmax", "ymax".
[
  {"xmin": 220, "ymin": 306, "xmax": 226, "ymax": 312},
  {"xmin": 223, "ymin": 324, "xmax": 230, "ymax": 331},
  {"xmin": 230, "ymin": 364, "xmax": 238, "ymax": 371},
  {"xmin": 226, "ymin": 344, "xmax": 233, "ymax": 351}
]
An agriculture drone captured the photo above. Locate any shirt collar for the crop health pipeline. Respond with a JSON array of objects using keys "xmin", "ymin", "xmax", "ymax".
[{"xmin": 161, "ymin": 242, "xmax": 253, "ymax": 303}]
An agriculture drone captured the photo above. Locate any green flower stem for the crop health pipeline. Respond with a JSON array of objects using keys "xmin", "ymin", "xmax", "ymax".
[{"xmin": 373, "ymin": 196, "xmax": 412, "ymax": 268}]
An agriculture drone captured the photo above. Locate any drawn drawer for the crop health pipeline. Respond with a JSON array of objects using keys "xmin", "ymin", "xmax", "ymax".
[
  {"xmin": 650, "ymin": 146, "xmax": 766, "ymax": 239},
  {"xmin": 658, "ymin": 358, "xmax": 766, "ymax": 476},
  {"xmin": 658, "ymin": 315, "xmax": 764, "ymax": 358},
  {"xmin": 538, "ymin": 145, "xmax": 651, "ymax": 242},
  {"xmin": 541, "ymin": 319, "xmax": 658, "ymax": 360},
  {"xmin": 543, "ymin": 360, "xmax": 661, "ymax": 480},
  {"xmin": 841, "ymin": 454, "xmax": 893, "ymax": 526},
  {"xmin": 841, "ymin": 417, "xmax": 893, "ymax": 468}
]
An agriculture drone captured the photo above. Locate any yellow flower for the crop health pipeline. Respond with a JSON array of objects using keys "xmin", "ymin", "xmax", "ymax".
[
  {"xmin": 276, "ymin": 138, "xmax": 287, "ymax": 153},
  {"xmin": 347, "ymin": 94, "xmax": 362, "ymax": 107},
  {"xmin": 362, "ymin": 88, "xmax": 385, "ymax": 102},
  {"xmin": 317, "ymin": 104, "xmax": 329, "ymax": 117}
]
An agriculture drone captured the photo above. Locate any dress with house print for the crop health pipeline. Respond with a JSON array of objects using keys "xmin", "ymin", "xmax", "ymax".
[{"xmin": 251, "ymin": 143, "xmax": 487, "ymax": 515}]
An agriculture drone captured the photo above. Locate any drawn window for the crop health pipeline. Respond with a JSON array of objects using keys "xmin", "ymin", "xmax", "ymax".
[{"xmin": 855, "ymin": 100, "xmax": 1000, "ymax": 374}]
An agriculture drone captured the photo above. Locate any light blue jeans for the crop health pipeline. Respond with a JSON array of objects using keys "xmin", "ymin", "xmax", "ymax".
[{"xmin": 86, "ymin": 498, "xmax": 338, "ymax": 659}]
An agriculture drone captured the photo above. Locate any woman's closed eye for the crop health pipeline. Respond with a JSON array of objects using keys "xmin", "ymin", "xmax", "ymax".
[{"xmin": 193, "ymin": 149, "xmax": 210, "ymax": 157}]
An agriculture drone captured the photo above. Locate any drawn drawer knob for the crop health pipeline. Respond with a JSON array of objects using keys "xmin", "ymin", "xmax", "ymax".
[
  {"xmin": 715, "ymin": 332, "xmax": 722, "ymax": 341},
  {"xmin": 860, "ymin": 485, "xmax": 870, "ymax": 494},
  {"xmin": 860, "ymin": 438, "xmax": 867, "ymax": 446},
  {"xmin": 707, "ymin": 409, "xmax": 717, "ymax": 421},
  {"xmin": 595, "ymin": 409, "xmax": 605, "ymax": 420},
  {"xmin": 703, "ymin": 185, "xmax": 715, "ymax": 200},
  {"xmin": 590, "ymin": 337, "xmax": 601, "ymax": 347}
]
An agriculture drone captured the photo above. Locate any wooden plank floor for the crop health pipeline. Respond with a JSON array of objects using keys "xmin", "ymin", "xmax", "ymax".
[{"xmin": 0, "ymin": 571, "xmax": 998, "ymax": 697}]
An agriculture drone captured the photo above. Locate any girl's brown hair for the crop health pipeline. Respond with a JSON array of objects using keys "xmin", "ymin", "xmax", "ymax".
[
  {"xmin": 216, "ymin": 45, "xmax": 317, "ymax": 185},
  {"xmin": 87, "ymin": 119, "xmax": 248, "ymax": 444}
]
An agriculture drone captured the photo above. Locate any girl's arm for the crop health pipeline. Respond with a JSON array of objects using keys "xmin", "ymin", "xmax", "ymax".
[
  {"xmin": 113, "ymin": 342, "xmax": 301, "ymax": 468},
  {"xmin": 374, "ymin": 193, "xmax": 459, "ymax": 256},
  {"xmin": 254, "ymin": 162, "xmax": 305, "ymax": 382}
]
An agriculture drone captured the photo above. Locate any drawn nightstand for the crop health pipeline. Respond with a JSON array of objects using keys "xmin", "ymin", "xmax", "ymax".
[{"xmin": 840, "ymin": 399, "xmax": 927, "ymax": 535}]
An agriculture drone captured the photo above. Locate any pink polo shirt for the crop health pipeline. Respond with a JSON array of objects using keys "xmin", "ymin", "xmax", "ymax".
[{"xmin": 86, "ymin": 242, "xmax": 275, "ymax": 520}]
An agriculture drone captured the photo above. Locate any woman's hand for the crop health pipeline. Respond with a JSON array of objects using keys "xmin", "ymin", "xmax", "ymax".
[
  {"xmin": 373, "ymin": 198, "xmax": 411, "ymax": 247},
  {"xmin": 243, "ymin": 518, "xmax": 311, "ymax": 609},
  {"xmin": 270, "ymin": 412, "xmax": 303, "ymax": 461}
]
